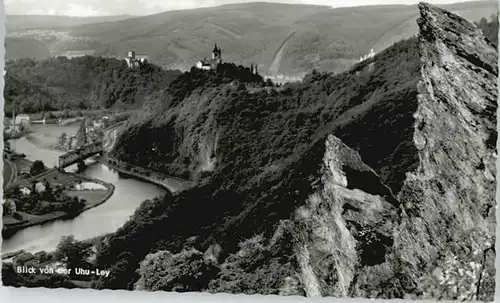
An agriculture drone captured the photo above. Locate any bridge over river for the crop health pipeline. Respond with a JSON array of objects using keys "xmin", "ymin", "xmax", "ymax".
[{"xmin": 58, "ymin": 142, "xmax": 103, "ymax": 169}]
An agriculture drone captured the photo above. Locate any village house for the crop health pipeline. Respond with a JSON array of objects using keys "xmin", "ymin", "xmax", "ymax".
[
  {"xmin": 196, "ymin": 43, "xmax": 223, "ymax": 70},
  {"xmin": 20, "ymin": 187, "xmax": 31, "ymax": 196},
  {"xmin": 14, "ymin": 114, "xmax": 31, "ymax": 127},
  {"xmin": 359, "ymin": 48, "xmax": 376, "ymax": 62}
]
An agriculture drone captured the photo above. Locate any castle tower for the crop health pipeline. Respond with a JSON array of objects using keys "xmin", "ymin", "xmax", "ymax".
[
  {"xmin": 126, "ymin": 51, "xmax": 138, "ymax": 68},
  {"xmin": 212, "ymin": 43, "xmax": 221, "ymax": 61}
]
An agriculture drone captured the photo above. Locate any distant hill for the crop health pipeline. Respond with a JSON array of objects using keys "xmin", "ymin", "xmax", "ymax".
[
  {"xmin": 5, "ymin": 14, "xmax": 134, "ymax": 61},
  {"xmin": 70, "ymin": 1, "xmax": 497, "ymax": 75},
  {"xmin": 5, "ymin": 1, "xmax": 497, "ymax": 76},
  {"xmin": 5, "ymin": 37, "xmax": 52, "ymax": 61},
  {"xmin": 6, "ymin": 14, "xmax": 134, "ymax": 31}
]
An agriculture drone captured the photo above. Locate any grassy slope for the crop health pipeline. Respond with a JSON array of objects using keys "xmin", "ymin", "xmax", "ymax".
[
  {"xmin": 5, "ymin": 57, "xmax": 182, "ymax": 111},
  {"xmin": 60, "ymin": 1, "xmax": 495, "ymax": 75},
  {"xmin": 97, "ymin": 35, "xmax": 422, "ymax": 290}
]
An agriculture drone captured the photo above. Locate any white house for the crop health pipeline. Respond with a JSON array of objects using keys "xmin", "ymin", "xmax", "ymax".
[
  {"xmin": 20, "ymin": 187, "xmax": 31, "ymax": 196},
  {"xmin": 359, "ymin": 48, "xmax": 376, "ymax": 62},
  {"xmin": 14, "ymin": 114, "xmax": 31, "ymax": 127}
]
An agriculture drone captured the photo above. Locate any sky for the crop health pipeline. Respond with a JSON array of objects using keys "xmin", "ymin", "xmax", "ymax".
[{"xmin": 4, "ymin": 0, "xmax": 491, "ymax": 17}]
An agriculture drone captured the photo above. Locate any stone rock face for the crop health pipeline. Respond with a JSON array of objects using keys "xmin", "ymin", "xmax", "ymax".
[
  {"xmin": 290, "ymin": 135, "xmax": 400, "ymax": 297},
  {"xmin": 393, "ymin": 2, "xmax": 497, "ymax": 300},
  {"xmin": 287, "ymin": 2, "xmax": 497, "ymax": 300}
]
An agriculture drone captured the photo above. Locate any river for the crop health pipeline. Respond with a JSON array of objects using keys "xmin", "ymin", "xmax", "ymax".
[{"xmin": 2, "ymin": 123, "xmax": 167, "ymax": 255}]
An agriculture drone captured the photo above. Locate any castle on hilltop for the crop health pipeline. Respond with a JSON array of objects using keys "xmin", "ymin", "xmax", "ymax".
[
  {"xmin": 196, "ymin": 43, "xmax": 223, "ymax": 70},
  {"xmin": 195, "ymin": 43, "xmax": 259, "ymax": 75},
  {"xmin": 125, "ymin": 51, "xmax": 149, "ymax": 68}
]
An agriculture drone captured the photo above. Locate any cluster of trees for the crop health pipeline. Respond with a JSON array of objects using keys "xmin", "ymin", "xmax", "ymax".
[
  {"xmin": 1, "ymin": 235, "xmax": 93, "ymax": 288},
  {"xmin": 133, "ymin": 234, "xmax": 297, "ymax": 295},
  {"xmin": 2, "ymin": 199, "xmax": 16, "ymax": 216},
  {"xmin": 55, "ymin": 235, "xmax": 94, "ymax": 278},
  {"xmin": 29, "ymin": 160, "xmax": 46, "ymax": 176},
  {"xmin": 75, "ymin": 119, "xmax": 88, "ymax": 148},
  {"xmin": 4, "ymin": 73, "xmax": 58, "ymax": 114},
  {"xmin": 58, "ymin": 119, "xmax": 105, "ymax": 151},
  {"xmin": 58, "ymin": 132, "xmax": 75, "ymax": 151},
  {"xmin": 151, "ymin": 62, "xmax": 265, "ymax": 109},
  {"xmin": 135, "ymin": 249, "xmax": 219, "ymax": 292},
  {"xmin": 4, "ymin": 56, "xmax": 182, "ymax": 114},
  {"xmin": 5, "ymin": 179, "xmax": 86, "ymax": 216},
  {"xmin": 2, "ymin": 262, "xmax": 77, "ymax": 289}
]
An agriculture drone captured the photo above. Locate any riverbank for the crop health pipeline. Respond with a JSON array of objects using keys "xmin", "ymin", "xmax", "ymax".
[
  {"xmin": 4, "ymin": 128, "xmax": 33, "ymax": 140},
  {"xmin": 2, "ymin": 172, "xmax": 115, "ymax": 239},
  {"xmin": 95, "ymin": 156, "xmax": 193, "ymax": 194},
  {"xmin": 3, "ymin": 121, "xmax": 170, "ymax": 256},
  {"xmin": 3, "ymin": 157, "xmax": 18, "ymax": 187}
]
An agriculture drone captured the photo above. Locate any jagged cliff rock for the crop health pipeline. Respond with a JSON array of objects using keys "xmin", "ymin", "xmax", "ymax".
[
  {"xmin": 289, "ymin": 135, "xmax": 400, "ymax": 297},
  {"xmin": 392, "ymin": 3, "xmax": 497, "ymax": 300},
  {"xmin": 288, "ymin": 3, "xmax": 497, "ymax": 300},
  {"xmin": 97, "ymin": 3, "xmax": 497, "ymax": 300}
]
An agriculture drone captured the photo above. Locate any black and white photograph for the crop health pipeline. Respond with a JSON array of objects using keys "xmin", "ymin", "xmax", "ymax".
[{"xmin": 1, "ymin": 0, "xmax": 498, "ymax": 301}]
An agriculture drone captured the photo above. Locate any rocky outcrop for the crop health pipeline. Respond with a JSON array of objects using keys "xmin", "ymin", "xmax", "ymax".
[
  {"xmin": 300, "ymin": 3, "xmax": 496, "ymax": 300},
  {"xmin": 273, "ymin": 2, "xmax": 497, "ymax": 300},
  {"xmin": 391, "ymin": 3, "xmax": 497, "ymax": 300},
  {"xmin": 290, "ymin": 135, "xmax": 400, "ymax": 297}
]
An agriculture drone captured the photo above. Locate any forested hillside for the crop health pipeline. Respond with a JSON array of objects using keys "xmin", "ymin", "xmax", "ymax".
[
  {"xmin": 5, "ymin": 57, "xmax": 182, "ymax": 112},
  {"xmin": 94, "ymin": 3, "xmax": 498, "ymax": 299},
  {"xmin": 103, "ymin": 35, "xmax": 421, "ymax": 289},
  {"xmin": 113, "ymin": 38, "xmax": 419, "ymax": 186},
  {"xmin": 4, "ymin": 73, "xmax": 58, "ymax": 114}
]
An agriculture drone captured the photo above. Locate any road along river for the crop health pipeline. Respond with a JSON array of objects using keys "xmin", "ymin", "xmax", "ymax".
[{"xmin": 2, "ymin": 123, "xmax": 168, "ymax": 255}]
